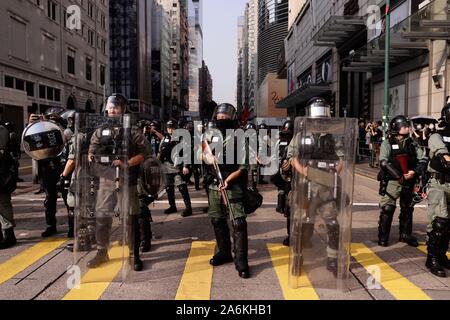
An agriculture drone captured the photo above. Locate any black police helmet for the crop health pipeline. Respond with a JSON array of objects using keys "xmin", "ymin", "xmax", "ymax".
[
  {"xmin": 3, "ymin": 121, "xmax": 15, "ymax": 132},
  {"xmin": 103, "ymin": 93, "xmax": 128, "ymax": 115},
  {"xmin": 281, "ymin": 120, "xmax": 294, "ymax": 136},
  {"xmin": 258, "ymin": 123, "xmax": 268, "ymax": 130},
  {"xmin": 212, "ymin": 103, "xmax": 237, "ymax": 121},
  {"xmin": 166, "ymin": 119, "xmax": 177, "ymax": 129},
  {"xmin": 390, "ymin": 115, "xmax": 411, "ymax": 135},
  {"xmin": 244, "ymin": 123, "xmax": 257, "ymax": 130}
]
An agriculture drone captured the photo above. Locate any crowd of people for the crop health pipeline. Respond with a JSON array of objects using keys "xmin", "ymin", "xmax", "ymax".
[{"xmin": 1, "ymin": 94, "xmax": 450, "ymax": 283}]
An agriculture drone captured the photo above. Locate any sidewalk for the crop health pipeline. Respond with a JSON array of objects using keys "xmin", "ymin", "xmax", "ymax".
[{"xmin": 355, "ymin": 161, "xmax": 379, "ymax": 180}]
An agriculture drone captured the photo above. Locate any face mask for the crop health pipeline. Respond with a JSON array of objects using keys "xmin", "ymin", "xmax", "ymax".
[{"xmin": 215, "ymin": 119, "xmax": 235, "ymax": 132}]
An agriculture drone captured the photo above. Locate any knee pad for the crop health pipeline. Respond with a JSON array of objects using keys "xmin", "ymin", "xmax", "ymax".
[
  {"xmin": 433, "ymin": 217, "xmax": 450, "ymax": 235},
  {"xmin": 382, "ymin": 205, "xmax": 396, "ymax": 216},
  {"xmin": 234, "ymin": 218, "xmax": 247, "ymax": 232}
]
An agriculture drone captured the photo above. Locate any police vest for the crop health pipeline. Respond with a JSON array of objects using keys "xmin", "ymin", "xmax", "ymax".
[
  {"xmin": 205, "ymin": 135, "xmax": 244, "ymax": 184},
  {"xmin": 299, "ymin": 133, "xmax": 339, "ymax": 161},
  {"xmin": 158, "ymin": 134, "xmax": 177, "ymax": 163},
  {"xmin": 438, "ymin": 127, "xmax": 450, "ymax": 152},
  {"xmin": 388, "ymin": 137, "xmax": 418, "ymax": 173},
  {"xmin": 96, "ymin": 126, "xmax": 139, "ymax": 184}
]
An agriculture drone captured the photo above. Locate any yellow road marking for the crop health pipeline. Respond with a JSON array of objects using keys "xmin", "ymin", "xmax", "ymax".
[
  {"xmin": 267, "ymin": 243, "xmax": 319, "ymax": 300},
  {"xmin": 175, "ymin": 241, "xmax": 215, "ymax": 300},
  {"xmin": 0, "ymin": 238, "xmax": 66, "ymax": 285},
  {"xmin": 417, "ymin": 242, "xmax": 450, "ymax": 259},
  {"xmin": 63, "ymin": 243, "xmax": 126, "ymax": 300},
  {"xmin": 351, "ymin": 243, "xmax": 431, "ymax": 300}
]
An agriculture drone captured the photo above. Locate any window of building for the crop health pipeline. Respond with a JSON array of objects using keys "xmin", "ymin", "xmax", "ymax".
[
  {"xmin": 4, "ymin": 76, "xmax": 14, "ymax": 88},
  {"xmin": 88, "ymin": 29, "xmax": 94, "ymax": 46},
  {"xmin": 15, "ymin": 79, "xmax": 25, "ymax": 91},
  {"xmin": 26, "ymin": 81, "xmax": 34, "ymax": 97},
  {"xmin": 47, "ymin": 0, "xmax": 57, "ymax": 21},
  {"xmin": 86, "ymin": 57, "xmax": 92, "ymax": 81},
  {"xmin": 88, "ymin": 2, "xmax": 94, "ymax": 18},
  {"xmin": 47, "ymin": 87, "xmax": 54, "ymax": 100},
  {"xmin": 54, "ymin": 89, "xmax": 61, "ymax": 102},
  {"xmin": 101, "ymin": 39, "xmax": 106, "ymax": 54},
  {"xmin": 67, "ymin": 48, "xmax": 76, "ymax": 75},
  {"xmin": 100, "ymin": 65, "xmax": 106, "ymax": 85},
  {"xmin": 101, "ymin": 14, "xmax": 106, "ymax": 29},
  {"xmin": 39, "ymin": 85, "xmax": 46, "ymax": 99}
]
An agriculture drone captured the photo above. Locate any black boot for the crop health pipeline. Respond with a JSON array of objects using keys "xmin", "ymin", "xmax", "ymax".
[
  {"xmin": 439, "ymin": 230, "xmax": 450, "ymax": 269},
  {"xmin": 87, "ymin": 249, "xmax": 109, "ymax": 269},
  {"xmin": 179, "ymin": 184, "xmax": 192, "ymax": 217},
  {"xmin": 164, "ymin": 186, "xmax": 177, "ymax": 214},
  {"xmin": 425, "ymin": 217, "xmax": 449, "ymax": 278},
  {"xmin": 67, "ymin": 210, "xmax": 74, "ymax": 238},
  {"xmin": 210, "ymin": 218, "xmax": 233, "ymax": 266},
  {"xmin": 233, "ymin": 218, "xmax": 250, "ymax": 279},
  {"xmin": 276, "ymin": 192, "xmax": 285, "ymax": 214},
  {"xmin": 326, "ymin": 221, "xmax": 340, "ymax": 277},
  {"xmin": 41, "ymin": 225, "xmax": 57, "ymax": 238},
  {"xmin": 283, "ymin": 216, "xmax": 291, "ymax": 247},
  {"xmin": 399, "ymin": 207, "xmax": 419, "ymax": 247},
  {"xmin": 0, "ymin": 228, "xmax": 17, "ymax": 250},
  {"xmin": 139, "ymin": 209, "xmax": 152, "ymax": 253},
  {"xmin": 378, "ymin": 205, "xmax": 395, "ymax": 247},
  {"xmin": 302, "ymin": 223, "xmax": 314, "ymax": 249},
  {"xmin": 133, "ymin": 216, "xmax": 143, "ymax": 271}
]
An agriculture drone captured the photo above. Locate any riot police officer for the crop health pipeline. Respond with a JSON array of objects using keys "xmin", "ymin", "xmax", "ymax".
[
  {"xmin": 147, "ymin": 120, "xmax": 163, "ymax": 157},
  {"xmin": 158, "ymin": 120, "xmax": 192, "ymax": 217},
  {"xmin": 244, "ymin": 123, "xmax": 258, "ymax": 189},
  {"xmin": 425, "ymin": 104, "xmax": 450, "ymax": 277},
  {"xmin": 257, "ymin": 123, "xmax": 270, "ymax": 185},
  {"xmin": 204, "ymin": 103, "xmax": 250, "ymax": 279},
  {"xmin": 272, "ymin": 120, "xmax": 294, "ymax": 247},
  {"xmin": 86, "ymin": 94, "xmax": 149, "ymax": 271},
  {"xmin": 37, "ymin": 108, "xmax": 68, "ymax": 237},
  {"xmin": 285, "ymin": 98, "xmax": 343, "ymax": 274},
  {"xmin": 377, "ymin": 115, "xmax": 428, "ymax": 247},
  {"xmin": 0, "ymin": 122, "xmax": 17, "ymax": 249},
  {"xmin": 4, "ymin": 122, "xmax": 22, "ymax": 182}
]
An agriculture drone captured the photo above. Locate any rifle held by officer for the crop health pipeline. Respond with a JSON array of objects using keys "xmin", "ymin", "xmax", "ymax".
[{"xmin": 202, "ymin": 137, "xmax": 236, "ymax": 226}]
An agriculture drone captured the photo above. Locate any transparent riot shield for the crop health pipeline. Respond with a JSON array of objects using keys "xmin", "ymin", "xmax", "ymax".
[
  {"xmin": 73, "ymin": 113, "xmax": 132, "ymax": 284},
  {"xmin": 289, "ymin": 117, "xmax": 357, "ymax": 291}
]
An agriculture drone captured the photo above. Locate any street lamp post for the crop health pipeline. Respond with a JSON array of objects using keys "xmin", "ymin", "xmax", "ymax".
[{"xmin": 383, "ymin": 0, "xmax": 391, "ymax": 138}]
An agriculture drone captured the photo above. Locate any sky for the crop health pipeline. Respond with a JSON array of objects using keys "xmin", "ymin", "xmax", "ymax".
[{"xmin": 203, "ymin": 0, "xmax": 248, "ymax": 106}]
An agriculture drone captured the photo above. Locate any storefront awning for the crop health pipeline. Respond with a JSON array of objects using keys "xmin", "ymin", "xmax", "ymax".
[
  {"xmin": 341, "ymin": 0, "xmax": 449, "ymax": 73},
  {"xmin": 276, "ymin": 84, "xmax": 331, "ymax": 109},
  {"xmin": 313, "ymin": 16, "xmax": 366, "ymax": 47}
]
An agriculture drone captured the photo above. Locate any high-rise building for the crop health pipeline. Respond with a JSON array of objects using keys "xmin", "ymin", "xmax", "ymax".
[
  {"xmin": 109, "ymin": 0, "xmax": 153, "ymax": 115},
  {"xmin": 152, "ymin": 0, "xmax": 173, "ymax": 120},
  {"xmin": 187, "ymin": 0, "xmax": 203, "ymax": 117},
  {"xmin": 246, "ymin": 0, "xmax": 258, "ymax": 117},
  {"xmin": 199, "ymin": 60, "xmax": 213, "ymax": 120},
  {"xmin": 257, "ymin": 0, "xmax": 288, "ymax": 86},
  {"xmin": 0, "ymin": 0, "xmax": 109, "ymax": 130},
  {"xmin": 237, "ymin": 16, "xmax": 245, "ymax": 113}
]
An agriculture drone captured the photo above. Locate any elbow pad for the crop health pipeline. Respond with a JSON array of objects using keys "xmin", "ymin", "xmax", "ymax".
[
  {"xmin": 430, "ymin": 154, "xmax": 450, "ymax": 173},
  {"xmin": 380, "ymin": 160, "xmax": 402, "ymax": 180}
]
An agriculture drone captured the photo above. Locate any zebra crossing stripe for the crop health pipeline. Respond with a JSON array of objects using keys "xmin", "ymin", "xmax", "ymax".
[
  {"xmin": 267, "ymin": 243, "xmax": 319, "ymax": 300},
  {"xmin": 175, "ymin": 241, "xmax": 215, "ymax": 300}
]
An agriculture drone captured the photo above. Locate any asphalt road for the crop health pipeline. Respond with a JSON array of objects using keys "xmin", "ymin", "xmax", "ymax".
[{"xmin": 0, "ymin": 168, "xmax": 449, "ymax": 300}]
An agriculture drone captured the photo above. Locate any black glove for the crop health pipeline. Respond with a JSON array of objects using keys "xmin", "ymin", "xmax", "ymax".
[{"xmin": 57, "ymin": 175, "xmax": 70, "ymax": 192}]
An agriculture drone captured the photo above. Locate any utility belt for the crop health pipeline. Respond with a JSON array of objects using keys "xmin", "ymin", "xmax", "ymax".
[{"xmin": 430, "ymin": 172, "xmax": 450, "ymax": 184}]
